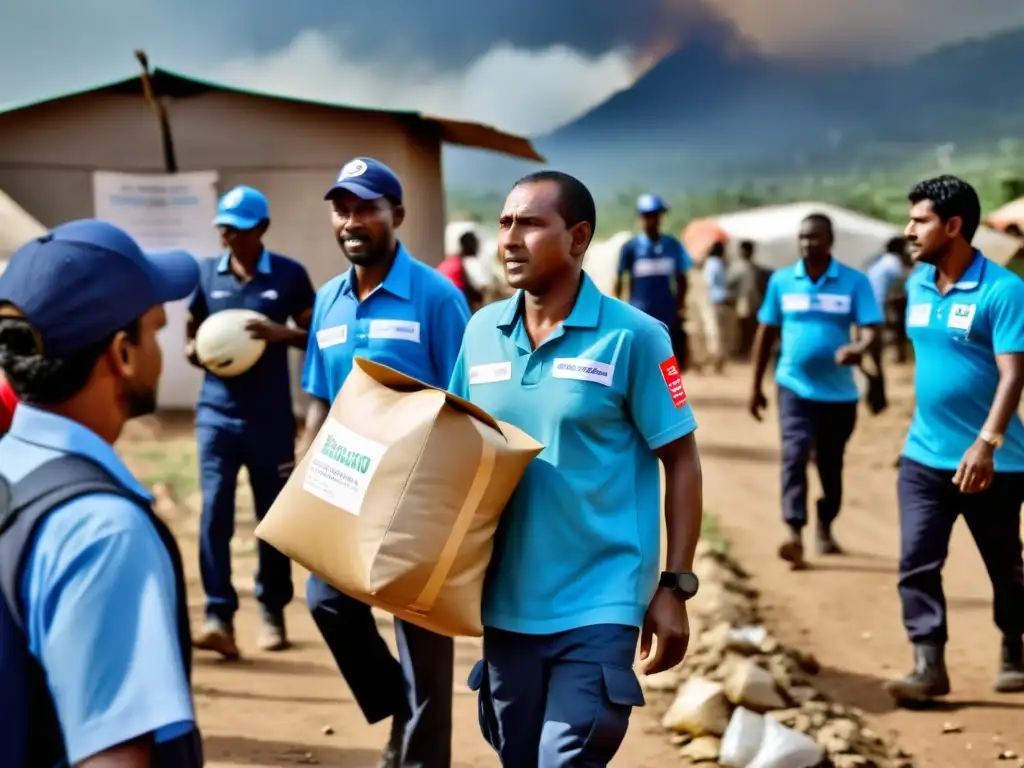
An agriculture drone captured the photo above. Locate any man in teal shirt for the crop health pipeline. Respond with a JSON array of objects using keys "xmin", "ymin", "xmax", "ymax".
[{"xmin": 449, "ymin": 171, "xmax": 704, "ymax": 766}]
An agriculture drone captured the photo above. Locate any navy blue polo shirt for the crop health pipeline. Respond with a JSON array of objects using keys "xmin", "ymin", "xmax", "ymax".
[
  {"xmin": 303, "ymin": 245, "xmax": 470, "ymax": 401},
  {"xmin": 188, "ymin": 250, "xmax": 316, "ymax": 429},
  {"xmin": 903, "ymin": 251, "xmax": 1024, "ymax": 471},
  {"xmin": 758, "ymin": 258, "xmax": 882, "ymax": 402},
  {"xmin": 617, "ymin": 233, "xmax": 692, "ymax": 325}
]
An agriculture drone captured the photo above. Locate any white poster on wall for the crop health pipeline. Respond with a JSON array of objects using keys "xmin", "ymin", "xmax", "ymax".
[{"xmin": 93, "ymin": 171, "xmax": 220, "ymax": 410}]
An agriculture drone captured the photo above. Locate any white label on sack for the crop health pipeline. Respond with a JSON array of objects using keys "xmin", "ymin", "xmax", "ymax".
[
  {"xmin": 316, "ymin": 324, "xmax": 348, "ymax": 349},
  {"xmin": 369, "ymin": 319, "xmax": 421, "ymax": 342},
  {"xmin": 469, "ymin": 362, "xmax": 512, "ymax": 384},
  {"xmin": 303, "ymin": 421, "xmax": 387, "ymax": 515},
  {"xmin": 632, "ymin": 257, "xmax": 676, "ymax": 278},
  {"xmin": 552, "ymin": 358, "xmax": 614, "ymax": 386},
  {"xmin": 908, "ymin": 303, "xmax": 932, "ymax": 327}
]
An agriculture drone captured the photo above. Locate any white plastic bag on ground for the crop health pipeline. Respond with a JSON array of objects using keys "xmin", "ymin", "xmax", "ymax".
[
  {"xmin": 720, "ymin": 707, "xmax": 766, "ymax": 767},
  {"xmin": 747, "ymin": 717, "xmax": 824, "ymax": 768}
]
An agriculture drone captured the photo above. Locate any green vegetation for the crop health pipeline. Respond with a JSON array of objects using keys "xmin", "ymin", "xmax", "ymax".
[
  {"xmin": 130, "ymin": 444, "xmax": 199, "ymax": 501},
  {"xmin": 447, "ymin": 147, "xmax": 1024, "ymax": 241},
  {"xmin": 701, "ymin": 510, "xmax": 727, "ymax": 555}
]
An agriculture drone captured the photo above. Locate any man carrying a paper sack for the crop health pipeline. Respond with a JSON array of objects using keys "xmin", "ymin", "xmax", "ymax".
[
  {"xmin": 449, "ymin": 170, "xmax": 703, "ymax": 766},
  {"xmin": 299, "ymin": 158, "xmax": 471, "ymax": 767}
]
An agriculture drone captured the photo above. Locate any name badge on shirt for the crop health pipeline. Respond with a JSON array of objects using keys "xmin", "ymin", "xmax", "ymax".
[
  {"xmin": 815, "ymin": 293, "xmax": 851, "ymax": 314},
  {"xmin": 261, "ymin": 289, "xmax": 279, "ymax": 300},
  {"xmin": 469, "ymin": 362, "xmax": 512, "ymax": 385},
  {"xmin": 316, "ymin": 324, "xmax": 347, "ymax": 349},
  {"xmin": 369, "ymin": 319, "xmax": 421, "ymax": 343},
  {"xmin": 907, "ymin": 303, "xmax": 932, "ymax": 327},
  {"xmin": 948, "ymin": 303, "xmax": 976, "ymax": 332},
  {"xmin": 552, "ymin": 358, "xmax": 614, "ymax": 386},
  {"xmin": 781, "ymin": 293, "xmax": 811, "ymax": 312},
  {"xmin": 210, "ymin": 290, "xmax": 231, "ymax": 299},
  {"xmin": 632, "ymin": 257, "xmax": 675, "ymax": 278}
]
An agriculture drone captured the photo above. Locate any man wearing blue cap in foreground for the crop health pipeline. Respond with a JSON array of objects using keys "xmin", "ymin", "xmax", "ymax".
[
  {"xmin": 187, "ymin": 185, "xmax": 317, "ymax": 658},
  {"xmin": 616, "ymin": 193, "xmax": 693, "ymax": 370},
  {"xmin": 300, "ymin": 158, "xmax": 470, "ymax": 767},
  {"xmin": 0, "ymin": 220, "xmax": 203, "ymax": 766}
]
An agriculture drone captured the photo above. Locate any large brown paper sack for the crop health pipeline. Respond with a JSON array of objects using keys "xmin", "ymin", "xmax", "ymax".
[{"xmin": 255, "ymin": 357, "xmax": 543, "ymax": 637}]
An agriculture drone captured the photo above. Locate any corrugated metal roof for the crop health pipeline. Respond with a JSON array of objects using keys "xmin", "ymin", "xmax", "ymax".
[{"xmin": 0, "ymin": 67, "xmax": 545, "ymax": 163}]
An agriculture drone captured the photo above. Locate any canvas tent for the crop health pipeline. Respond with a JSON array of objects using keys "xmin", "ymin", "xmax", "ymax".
[
  {"xmin": 0, "ymin": 187, "xmax": 46, "ymax": 264},
  {"xmin": 583, "ymin": 230, "xmax": 633, "ymax": 296},
  {"xmin": 987, "ymin": 197, "xmax": 1024, "ymax": 231}
]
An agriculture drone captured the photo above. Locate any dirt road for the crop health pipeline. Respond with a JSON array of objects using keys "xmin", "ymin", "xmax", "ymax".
[
  {"xmin": 688, "ymin": 363, "xmax": 1024, "ymax": 767},
  {"xmin": 119, "ymin": 419, "xmax": 680, "ymax": 767}
]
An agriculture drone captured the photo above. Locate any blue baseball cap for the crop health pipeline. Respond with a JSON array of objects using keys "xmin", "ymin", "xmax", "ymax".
[
  {"xmin": 0, "ymin": 219, "xmax": 199, "ymax": 356},
  {"xmin": 637, "ymin": 193, "xmax": 668, "ymax": 215},
  {"xmin": 213, "ymin": 185, "xmax": 269, "ymax": 230},
  {"xmin": 324, "ymin": 157, "xmax": 403, "ymax": 204}
]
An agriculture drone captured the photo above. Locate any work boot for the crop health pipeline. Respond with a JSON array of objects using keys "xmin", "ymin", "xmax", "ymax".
[
  {"xmin": 883, "ymin": 644, "xmax": 950, "ymax": 704},
  {"xmin": 995, "ymin": 636, "xmax": 1024, "ymax": 693},
  {"xmin": 815, "ymin": 523, "xmax": 843, "ymax": 556},
  {"xmin": 193, "ymin": 617, "xmax": 240, "ymax": 660},
  {"xmin": 256, "ymin": 609, "xmax": 290, "ymax": 652},
  {"xmin": 778, "ymin": 526, "xmax": 806, "ymax": 570}
]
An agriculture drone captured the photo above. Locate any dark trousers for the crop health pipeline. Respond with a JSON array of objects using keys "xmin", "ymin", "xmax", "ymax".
[
  {"xmin": 897, "ymin": 457, "xmax": 1024, "ymax": 645},
  {"xmin": 197, "ymin": 422, "xmax": 295, "ymax": 621},
  {"xmin": 306, "ymin": 575, "xmax": 453, "ymax": 767},
  {"xmin": 777, "ymin": 386, "xmax": 858, "ymax": 529},
  {"xmin": 469, "ymin": 624, "xmax": 645, "ymax": 768},
  {"xmin": 669, "ymin": 321, "xmax": 689, "ymax": 372}
]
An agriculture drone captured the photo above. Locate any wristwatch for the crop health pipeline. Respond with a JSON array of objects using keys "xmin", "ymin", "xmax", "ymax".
[
  {"xmin": 659, "ymin": 571, "xmax": 700, "ymax": 601},
  {"xmin": 980, "ymin": 430, "xmax": 1004, "ymax": 449}
]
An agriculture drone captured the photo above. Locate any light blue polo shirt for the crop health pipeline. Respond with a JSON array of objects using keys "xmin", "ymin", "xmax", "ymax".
[
  {"xmin": 448, "ymin": 274, "xmax": 698, "ymax": 635},
  {"xmin": 303, "ymin": 244, "xmax": 470, "ymax": 399},
  {"xmin": 0, "ymin": 406, "xmax": 194, "ymax": 764},
  {"xmin": 903, "ymin": 251, "xmax": 1024, "ymax": 471},
  {"xmin": 758, "ymin": 258, "xmax": 882, "ymax": 402}
]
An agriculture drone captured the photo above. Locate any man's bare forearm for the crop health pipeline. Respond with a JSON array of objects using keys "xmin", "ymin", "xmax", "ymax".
[
  {"xmin": 751, "ymin": 324, "xmax": 777, "ymax": 392},
  {"xmin": 852, "ymin": 324, "xmax": 880, "ymax": 355},
  {"xmin": 655, "ymin": 433, "xmax": 703, "ymax": 572},
  {"xmin": 984, "ymin": 354, "xmax": 1024, "ymax": 436},
  {"xmin": 297, "ymin": 398, "xmax": 330, "ymax": 459},
  {"xmin": 76, "ymin": 736, "xmax": 151, "ymax": 767}
]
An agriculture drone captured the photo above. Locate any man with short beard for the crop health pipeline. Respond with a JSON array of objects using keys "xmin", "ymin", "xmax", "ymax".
[
  {"xmin": 0, "ymin": 220, "xmax": 203, "ymax": 767},
  {"xmin": 885, "ymin": 175, "xmax": 1024, "ymax": 704},
  {"xmin": 300, "ymin": 158, "xmax": 470, "ymax": 767}
]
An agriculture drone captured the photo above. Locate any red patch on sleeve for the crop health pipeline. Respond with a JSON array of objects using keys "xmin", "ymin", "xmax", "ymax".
[{"xmin": 659, "ymin": 356, "xmax": 687, "ymax": 408}]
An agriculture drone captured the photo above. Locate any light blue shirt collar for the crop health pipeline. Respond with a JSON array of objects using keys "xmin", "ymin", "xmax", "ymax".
[
  {"xmin": 217, "ymin": 249, "xmax": 272, "ymax": 275},
  {"xmin": 7, "ymin": 405, "xmax": 153, "ymax": 500},
  {"xmin": 340, "ymin": 245, "xmax": 412, "ymax": 301},
  {"xmin": 794, "ymin": 257, "xmax": 840, "ymax": 281},
  {"xmin": 916, "ymin": 249, "xmax": 985, "ymax": 294},
  {"xmin": 497, "ymin": 273, "xmax": 603, "ymax": 333}
]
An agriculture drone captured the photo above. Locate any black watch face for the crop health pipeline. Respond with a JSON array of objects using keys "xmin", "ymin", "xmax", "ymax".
[{"xmin": 678, "ymin": 572, "xmax": 699, "ymax": 595}]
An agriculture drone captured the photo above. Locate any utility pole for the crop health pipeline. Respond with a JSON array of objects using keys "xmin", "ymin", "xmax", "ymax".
[{"xmin": 134, "ymin": 50, "xmax": 178, "ymax": 173}]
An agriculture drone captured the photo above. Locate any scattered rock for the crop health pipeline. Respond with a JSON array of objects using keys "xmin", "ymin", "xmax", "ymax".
[
  {"xmin": 942, "ymin": 721, "xmax": 962, "ymax": 734},
  {"xmin": 661, "ymin": 678, "xmax": 732, "ymax": 736},
  {"xmin": 321, "ymin": 725, "xmax": 334, "ymax": 736},
  {"xmin": 723, "ymin": 659, "xmax": 787, "ymax": 712},
  {"xmin": 679, "ymin": 735, "xmax": 721, "ymax": 763},
  {"xmin": 1000, "ymin": 750, "xmax": 1018, "ymax": 760},
  {"xmin": 641, "ymin": 668, "xmax": 683, "ymax": 693}
]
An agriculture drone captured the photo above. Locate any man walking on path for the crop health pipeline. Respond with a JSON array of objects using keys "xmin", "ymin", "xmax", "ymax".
[
  {"xmin": 451, "ymin": 171, "xmax": 703, "ymax": 766},
  {"xmin": 884, "ymin": 175, "xmax": 1024, "ymax": 704},
  {"xmin": 0, "ymin": 220, "xmax": 203, "ymax": 767},
  {"xmin": 187, "ymin": 185, "xmax": 317, "ymax": 658},
  {"xmin": 615, "ymin": 193, "xmax": 693, "ymax": 369},
  {"xmin": 301, "ymin": 158, "xmax": 470, "ymax": 767},
  {"xmin": 749, "ymin": 213, "xmax": 882, "ymax": 568}
]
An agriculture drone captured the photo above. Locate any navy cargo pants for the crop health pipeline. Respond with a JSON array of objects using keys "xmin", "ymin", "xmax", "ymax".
[
  {"xmin": 469, "ymin": 624, "xmax": 645, "ymax": 767},
  {"xmin": 897, "ymin": 456, "xmax": 1024, "ymax": 645},
  {"xmin": 197, "ymin": 421, "xmax": 295, "ymax": 623},
  {"xmin": 306, "ymin": 575, "xmax": 453, "ymax": 767},
  {"xmin": 777, "ymin": 385, "xmax": 858, "ymax": 529}
]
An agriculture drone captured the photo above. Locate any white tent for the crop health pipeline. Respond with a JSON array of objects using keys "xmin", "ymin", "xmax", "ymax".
[
  {"xmin": 0, "ymin": 188, "xmax": 46, "ymax": 263},
  {"xmin": 972, "ymin": 225, "xmax": 1022, "ymax": 266},
  {"xmin": 708, "ymin": 202, "xmax": 898, "ymax": 271},
  {"xmin": 583, "ymin": 230, "xmax": 632, "ymax": 297}
]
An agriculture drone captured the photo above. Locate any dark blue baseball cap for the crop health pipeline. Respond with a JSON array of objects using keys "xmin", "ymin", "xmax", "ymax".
[
  {"xmin": 324, "ymin": 157, "xmax": 403, "ymax": 204},
  {"xmin": 0, "ymin": 219, "xmax": 200, "ymax": 356},
  {"xmin": 637, "ymin": 193, "xmax": 668, "ymax": 215}
]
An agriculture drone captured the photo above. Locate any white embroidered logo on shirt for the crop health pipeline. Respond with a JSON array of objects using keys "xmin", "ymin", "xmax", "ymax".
[
  {"xmin": 261, "ymin": 289, "xmax": 279, "ymax": 300},
  {"xmin": 469, "ymin": 362, "xmax": 512, "ymax": 385},
  {"xmin": 552, "ymin": 358, "xmax": 614, "ymax": 386},
  {"xmin": 907, "ymin": 303, "xmax": 932, "ymax": 327},
  {"xmin": 947, "ymin": 303, "xmax": 976, "ymax": 332},
  {"xmin": 368, "ymin": 319, "xmax": 421, "ymax": 342},
  {"xmin": 316, "ymin": 324, "xmax": 348, "ymax": 349}
]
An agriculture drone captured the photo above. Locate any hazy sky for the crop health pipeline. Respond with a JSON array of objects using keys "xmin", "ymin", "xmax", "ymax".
[{"xmin": 2, "ymin": 0, "xmax": 1023, "ymax": 135}]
